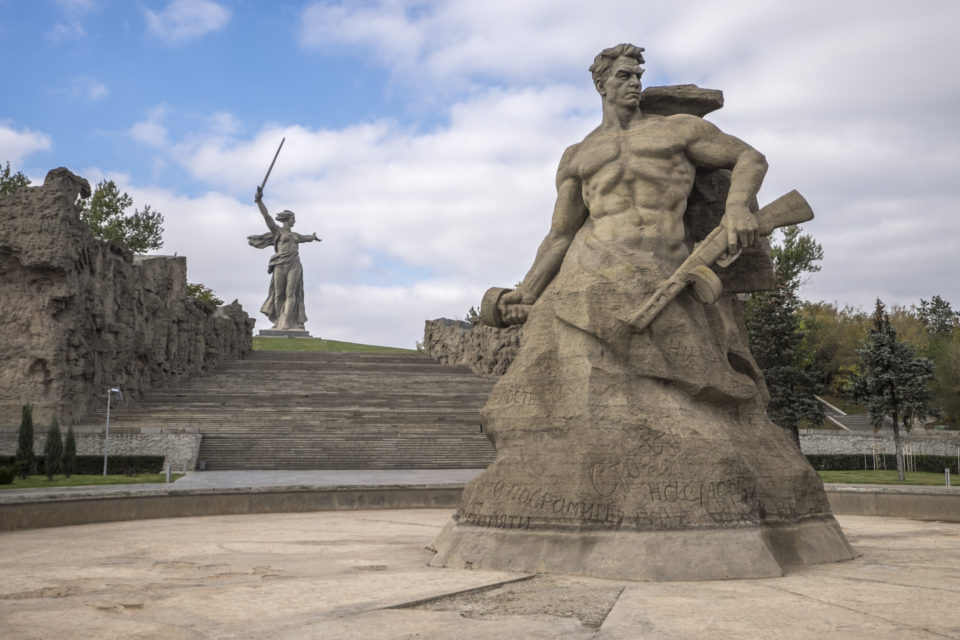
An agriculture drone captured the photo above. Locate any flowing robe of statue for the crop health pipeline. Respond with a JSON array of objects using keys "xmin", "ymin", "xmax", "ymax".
[
  {"xmin": 429, "ymin": 48, "xmax": 855, "ymax": 581},
  {"xmin": 248, "ymin": 229, "xmax": 309, "ymax": 329}
]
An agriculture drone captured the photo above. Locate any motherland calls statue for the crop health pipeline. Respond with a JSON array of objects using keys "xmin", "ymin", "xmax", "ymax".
[
  {"xmin": 248, "ymin": 187, "xmax": 321, "ymax": 334},
  {"xmin": 429, "ymin": 44, "xmax": 856, "ymax": 580},
  {"xmin": 247, "ymin": 138, "xmax": 322, "ymax": 336}
]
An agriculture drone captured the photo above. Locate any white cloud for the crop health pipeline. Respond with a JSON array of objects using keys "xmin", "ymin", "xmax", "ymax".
[
  {"xmin": 47, "ymin": 0, "xmax": 98, "ymax": 41},
  {"xmin": 299, "ymin": 1, "xmax": 424, "ymax": 66},
  {"xmin": 0, "ymin": 124, "xmax": 53, "ymax": 166},
  {"xmin": 59, "ymin": 0, "xmax": 960, "ymax": 347},
  {"xmin": 47, "ymin": 21, "xmax": 86, "ymax": 41},
  {"xmin": 71, "ymin": 77, "xmax": 109, "ymax": 101},
  {"xmin": 144, "ymin": 0, "xmax": 232, "ymax": 44},
  {"xmin": 129, "ymin": 106, "xmax": 169, "ymax": 147}
]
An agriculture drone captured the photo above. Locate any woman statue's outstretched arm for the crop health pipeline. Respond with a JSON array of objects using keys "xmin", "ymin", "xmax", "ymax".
[{"xmin": 254, "ymin": 186, "xmax": 279, "ymax": 233}]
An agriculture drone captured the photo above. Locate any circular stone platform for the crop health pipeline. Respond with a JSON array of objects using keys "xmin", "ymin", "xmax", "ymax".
[{"xmin": 1, "ymin": 511, "xmax": 958, "ymax": 639}]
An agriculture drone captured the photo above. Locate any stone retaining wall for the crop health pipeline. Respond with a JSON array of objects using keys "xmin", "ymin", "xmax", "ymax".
[
  {"xmin": 420, "ymin": 318, "xmax": 521, "ymax": 377},
  {"xmin": 0, "ymin": 168, "xmax": 254, "ymax": 427},
  {"xmin": 0, "ymin": 427, "xmax": 202, "ymax": 471},
  {"xmin": 800, "ymin": 430, "xmax": 960, "ymax": 457}
]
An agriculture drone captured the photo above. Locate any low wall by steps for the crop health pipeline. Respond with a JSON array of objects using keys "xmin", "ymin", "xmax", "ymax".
[
  {"xmin": 0, "ymin": 426, "xmax": 201, "ymax": 472},
  {"xmin": 1, "ymin": 483, "xmax": 957, "ymax": 532},
  {"xmin": 800, "ymin": 430, "xmax": 960, "ymax": 457}
]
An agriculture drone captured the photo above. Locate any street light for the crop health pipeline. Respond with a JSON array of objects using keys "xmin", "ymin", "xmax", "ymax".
[{"xmin": 103, "ymin": 387, "xmax": 123, "ymax": 476}]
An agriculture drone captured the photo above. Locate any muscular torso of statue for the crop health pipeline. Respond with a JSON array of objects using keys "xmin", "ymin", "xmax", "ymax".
[{"xmin": 568, "ymin": 115, "xmax": 697, "ymax": 266}]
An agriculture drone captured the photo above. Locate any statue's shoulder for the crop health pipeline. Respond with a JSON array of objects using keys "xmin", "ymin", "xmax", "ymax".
[
  {"xmin": 664, "ymin": 113, "xmax": 718, "ymax": 136},
  {"xmin": 557, "ymin": 138, "xmax": 588, "ymax": 176}
]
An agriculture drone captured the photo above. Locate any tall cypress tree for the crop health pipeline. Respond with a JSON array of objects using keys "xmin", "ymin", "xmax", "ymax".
[
  {"xmin": 62, "ymin": 425, "xmax": 78, "ymax": 478},
  {"xmin": 15, "ymin": 404, "xmax": 34, "ymax": 479},
  {"xmin": 43, "ymin": 417, "xmax": 63, "ymax": 480},
  {"xmin": 851, "ymin": 300, "xmax": 937, "ymax": 481}
]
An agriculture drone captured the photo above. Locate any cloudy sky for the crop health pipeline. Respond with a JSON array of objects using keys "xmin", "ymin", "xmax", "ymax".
[{"xmin": 2, "ymin": 0, "xmax": 958, "ymax": 348}]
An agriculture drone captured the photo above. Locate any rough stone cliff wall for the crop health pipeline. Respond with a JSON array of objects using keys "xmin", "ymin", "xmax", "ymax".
[
  {"xmin": 0, "ymin": 168, "xmax": 253, "ymax": 426},
  {"xmin": 421, "ymin": 318, "xmax": 522, "ymax": 377}
]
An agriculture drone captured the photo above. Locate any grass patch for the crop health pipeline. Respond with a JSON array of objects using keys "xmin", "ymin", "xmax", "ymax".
[
  {"xmin": 253, "ymin": 337, "xmax": 415, "ymax": 353},
  {"xmin": 819, "ymin": 470, "xmax": 952, "ymax": 486},
  {"xmin": 0, "ymin": 473, "xmax": 183, "ymax": 490}
]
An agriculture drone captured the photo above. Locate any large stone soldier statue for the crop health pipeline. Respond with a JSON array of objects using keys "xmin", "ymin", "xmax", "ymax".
[{"xmin": 429, "ymin": 44, "xmax": 855, "ymax": 581}]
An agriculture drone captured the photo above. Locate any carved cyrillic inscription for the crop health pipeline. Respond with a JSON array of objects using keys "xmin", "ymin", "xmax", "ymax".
[
  {"xmin": 461, "ymin": 512, "xmax": 531, "ymax": 529},
  {"xmin": 500, "ymin": 388, "xmax": 536, "ymax": 406},
  {"xmin": 589, "ymin": 430, "xmax": 682, "ymax": 496},
  {"xmin": 491, "ymin": 481, "xmax": 624, "ymax": 525}
]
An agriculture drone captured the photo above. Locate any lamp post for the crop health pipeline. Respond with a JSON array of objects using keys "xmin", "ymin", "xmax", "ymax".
[{"xmin": 103, "ymin": 387, "xmax": 122, "ymax": 476}]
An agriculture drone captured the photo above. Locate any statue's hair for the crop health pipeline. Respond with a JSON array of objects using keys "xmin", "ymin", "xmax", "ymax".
[
  {"xmin": 589, "ymin": 43, "xmax": 645, "ymax": 90},
  {"xmin": 275, "ymin": 210, "xmax": 296, "ymax": 224}
]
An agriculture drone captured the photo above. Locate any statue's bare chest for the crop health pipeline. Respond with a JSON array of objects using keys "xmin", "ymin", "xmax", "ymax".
[{"xmin": 575, "ymin": 124, "xmax": 691, "ymax": 186}]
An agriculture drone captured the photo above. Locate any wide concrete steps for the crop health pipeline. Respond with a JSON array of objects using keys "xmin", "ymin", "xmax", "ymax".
[
  {"xmin": 197, "ymin": 432, "xmax": 494, "ymax": 470},
  {"xmin": 79, "ymin": 350, "xmax": 497, "ymax": 470}
]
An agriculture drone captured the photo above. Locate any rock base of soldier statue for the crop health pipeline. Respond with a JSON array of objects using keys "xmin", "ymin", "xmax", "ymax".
[
  {"xmin": 257, "ymin": 329, "xmax": 313, "ymax": 338},
  {"xmin": 429, "ymin": 283, "xmax": 857, "ymax": 581},
  {"xmin": 429, "ymin": 388, "xmax": 857, "ymax": 580}
]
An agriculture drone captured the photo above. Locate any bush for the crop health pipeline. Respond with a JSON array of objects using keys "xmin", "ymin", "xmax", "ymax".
[
  {"xmin": 806, "ymin": 453, "xmax": 959, "ymax": 474},
  {"xmin": 0, "ymin": 455, "xmax": 165, "ymax": 475},
  {"xmin": 0, "ymin": 461, "xmax": 27, "ymax": 484},
  {"xmin": 186, "ymin": 282, "xmax": 223, "ymax": 307},
  {"xmin": 0, "ymin": 465, "xmax": 16, "ymax": 484}
]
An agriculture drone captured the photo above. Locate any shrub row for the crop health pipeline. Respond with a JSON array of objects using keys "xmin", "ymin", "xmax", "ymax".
[
  {"xmin": 0, "ymin": 455, "xmax": 164, "ymax": 475},
  {"xmin": 806, "ymin": 453, "xmax": 959, "ymax": 473}
]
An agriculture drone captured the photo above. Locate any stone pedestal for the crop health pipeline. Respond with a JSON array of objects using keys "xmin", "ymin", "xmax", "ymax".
[
  {"xmin": 257, "ymin": 329, "xmax": 313, "ymax": 338},
  {"xmin": 428, "ymin": 237, "xmax": 857, "ymax": 581}
]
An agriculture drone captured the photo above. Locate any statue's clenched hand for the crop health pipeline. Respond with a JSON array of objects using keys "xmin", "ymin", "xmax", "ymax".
[
  {"xmin": 721, "ymin": 204, "xmax": 758, "ymax": 254},
  {"xmin": 498, "ymin": 288, "xmax": 533, "ymax": 325}
]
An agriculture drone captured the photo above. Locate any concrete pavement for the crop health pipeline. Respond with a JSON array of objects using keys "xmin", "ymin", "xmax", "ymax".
[{"xmin": 1, "ymin": 511, "xmax": 959, "ymax": 639}]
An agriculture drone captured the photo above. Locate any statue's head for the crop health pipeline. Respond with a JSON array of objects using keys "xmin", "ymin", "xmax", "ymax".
[
  {"xmin": 275, "ymin": 210, "xmax": 296, "ymax": 226},
  {"xmin": 590, "ymin": 43, "xmax": 645, "ymax": 96}
]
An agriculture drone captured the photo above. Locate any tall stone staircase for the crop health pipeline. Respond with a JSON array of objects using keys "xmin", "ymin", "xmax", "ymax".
[{"xmin": 78, "ymin": 351, "xmax": 497, "ymax": 470}]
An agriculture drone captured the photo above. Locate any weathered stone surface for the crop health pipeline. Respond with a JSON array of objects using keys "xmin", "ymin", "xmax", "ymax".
[
  {"xmin": 639, "ymin": 84, "xmax": 724, "ymax": 117},
  {"xmin": 421, "ymin": 319, "xmax": 522, "ymax": 377},
  {"xmin": 0, "ymin": 168, "xmax": 254, "ymax": 427},
  {"xmin": 0, "ymin": 426, "xmax": 201, "ymax": 472},
  {"xmin": 800, "ymin": 429, "xmax": 960, "ymax": 457},
  {"xmin": 430, "ymin": 46, "xmax": 854, "ymax": 580}
]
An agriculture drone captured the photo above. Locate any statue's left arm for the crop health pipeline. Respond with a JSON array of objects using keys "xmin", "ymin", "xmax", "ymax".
[
  {"xmin": 295, "ymin": 232, "xmax": 321, "ymax": 243},
  {"xmin": 682, "ymin": 116, "xmax": 768, "ymax": 255}
]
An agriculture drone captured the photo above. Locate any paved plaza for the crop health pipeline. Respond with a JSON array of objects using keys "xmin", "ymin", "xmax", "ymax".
[{"xmin": 1, "ymin": 510, "xmax": 959, "ymax": 639}]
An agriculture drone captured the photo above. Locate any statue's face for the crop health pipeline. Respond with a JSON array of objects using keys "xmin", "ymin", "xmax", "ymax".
[{"xmin": 601, "ymin": 55, "xmax": 643, "ymax": 109}]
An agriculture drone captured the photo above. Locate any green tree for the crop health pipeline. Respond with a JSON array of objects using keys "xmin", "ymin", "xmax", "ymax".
[
  {"xmin": 917, "ymin": 296, "xmax": 960, "ymax": 426},
  {"xmin": 62, "ymin": 425, "xmax": 78, "ymax": 478},
  {"xmin": 746, "ymin": 225, "xmax": 825, "ymax": 446},
  {"xmin": 15, "ymin": 404, "xmax": 34, "ymax": 479},
  {"xmin": 800, "ymin": 302, "xmax": 869, "ymax": 395},
  {"xmin": 850, "ymin": 300, "xmax": 937, "ymax": 480},
  {"xmin": 43, "ymin": 417, "xmax": 63, "ymax": 480},
  {"xmin": 0, "ymin": 161, "xmax": 31, "ymax": 196},
  {"xmin": 770, "ymin": 224, "xmax": 824, "ymax": 285},
  {"xmin": 81, "ymin": 179, "xmax": 165, "ymax": 253},
  {"xmin": 186, "ymin": 282, "xmax": 224, "ymax": 307},
  {"xmin": 926, "ymin": 331, "xmax": 960, "ymax": 427},
  {"xmin": 918, "ymin": 295, "xmax": 959, "ymax": 336}
]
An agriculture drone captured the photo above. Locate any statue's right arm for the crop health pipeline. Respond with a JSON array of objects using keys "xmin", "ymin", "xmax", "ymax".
[
  {"xmin": 499, "ymin": 147, "xmax": 587, "ymax": 322},
  {"xmin": 255, "ymin": 190, "xmax": 279, "ymax": 233}
]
